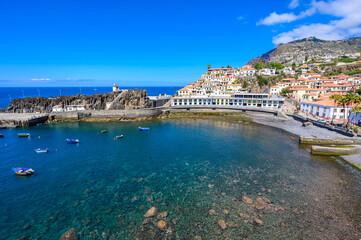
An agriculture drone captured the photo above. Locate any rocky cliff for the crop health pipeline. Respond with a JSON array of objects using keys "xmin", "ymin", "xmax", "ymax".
[
  {"xmin": 248, "ymin": 37, "xmax": 361, "ymax": 65},
  {"xmin": 7, "ymin": 89, "xmax": 152, "ymax": 113}
]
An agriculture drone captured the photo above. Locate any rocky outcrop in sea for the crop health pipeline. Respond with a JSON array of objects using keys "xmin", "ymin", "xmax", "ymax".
[{"xmin": 7, "ymin": 89, "xmax": 152, "ymax": 113}]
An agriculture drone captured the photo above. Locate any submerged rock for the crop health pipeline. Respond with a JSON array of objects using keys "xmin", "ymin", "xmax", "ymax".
[
  {"xmin": 209, "ymin": 209, "xmax": 217, "ymax": 215},
  {"xmin": 144, "ymin": 207, "xmax": 158, "ymax": 218},
  {"xmin": 59, "ymin": 228, "xmax": 79, "ymax": 240},
  {"xmin": 157, "ymin": 211, "xmax": 168, "ymax": 219},
  {"xmin": 242, "ymin": 196, "xmax": 253, "ymax": 204},
  {"xmin": 157, "ymin": 220, "xmax": 167, "ymax": 231},
  {"xmin": 218, "ymin": 219, "xmax": 227, "ymax": 230},
  {"xmin": 17, "ymin": 237, "xmax": 31, "ymax": 240},
  {"xmin": 252, "ymin": 217, "xmax": 263, "ymax": 226}
]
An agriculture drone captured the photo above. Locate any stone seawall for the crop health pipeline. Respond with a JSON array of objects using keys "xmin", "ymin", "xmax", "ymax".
[{"xmin": 51, "ymin": 109, "xmax": 163, "ymax": 121}]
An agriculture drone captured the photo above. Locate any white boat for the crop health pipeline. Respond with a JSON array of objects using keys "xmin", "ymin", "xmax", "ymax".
[{"xmin": 34, "ymin": 148, "xmax": 49, "ymax": 153}]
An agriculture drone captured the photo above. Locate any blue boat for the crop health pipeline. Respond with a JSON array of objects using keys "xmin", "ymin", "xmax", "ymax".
[
  {"xmin": 139, "ymin": 127, "xmax": 150, "ymax": 131},
  {"xmin": 18, "ymin": 133, "xmax": 30, "ymax": 137},
  {"xmin": 34, "ymin": 148, "xmax": 49, "ymax": 153},
  {"xmin": 12, "ymin": 167, "xmax": 34, "ymax": 176},
  {"xmin": 67, "ymin": 139, "xmax": 79, "ymax": 144}
]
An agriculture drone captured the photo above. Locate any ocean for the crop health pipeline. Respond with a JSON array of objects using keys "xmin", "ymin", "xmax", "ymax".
[
  {"xmin": 0, "ymin": 87, "xmax": 181, "ymax": 108},
  {"xmin": 0, "ymin": 119, "xmax": 360, "ymax": 239}
]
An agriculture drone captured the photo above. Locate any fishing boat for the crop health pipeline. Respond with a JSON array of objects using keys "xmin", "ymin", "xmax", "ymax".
[
  {"xmin": 18, "ymin": 133, "xmax": 30, "ymax": 137},
  {"xmin": 34, "ymin": 148, "xmax": 49, "ymax": 153},
  {"xmin": 116, "ymin": 135, "xmax": 123, "ymax": 139},
  {"xmin": 12, "ymin": 167, "xmax": 34, "ymax": 176},
  {"xmin": 67, "ymin": 139, "xmax": 79, "ymax": 144},
  {"xmin": 139, "ymin": 127, "xmax": 150, "ymax": 131},
  {"xmin": 101, "ymin": 130, "xmax": 107, "ymax": 133}
]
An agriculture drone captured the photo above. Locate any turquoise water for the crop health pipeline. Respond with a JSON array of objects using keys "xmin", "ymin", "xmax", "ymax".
[{"xmin": 0, "ymin": 119, "xmax": 360, "ymax": 239}]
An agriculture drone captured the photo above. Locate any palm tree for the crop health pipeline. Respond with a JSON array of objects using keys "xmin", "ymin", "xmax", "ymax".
[
  {"xmin": 329, "ymin": 94, "xmax": 342, "ymax": 125},
  {"xmin": 336, "ymin": 96, "xmax": 348, "ymax": 126}
]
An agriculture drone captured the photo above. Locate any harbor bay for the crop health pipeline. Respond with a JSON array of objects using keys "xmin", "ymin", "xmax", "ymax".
[{"xmin": 0, "ymin": 120, "xmax": 360, "ymax": 239}]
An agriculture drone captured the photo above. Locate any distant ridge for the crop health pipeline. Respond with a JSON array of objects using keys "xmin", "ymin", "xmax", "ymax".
[{"xmin": 248, "ymin": 36, "xmax": 361, "ymax": 65}]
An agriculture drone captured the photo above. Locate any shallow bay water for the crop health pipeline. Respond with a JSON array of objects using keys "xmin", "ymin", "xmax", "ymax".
[{"xmin": 0, "ymin": 119, "xmax": 360, "ymax": 239}]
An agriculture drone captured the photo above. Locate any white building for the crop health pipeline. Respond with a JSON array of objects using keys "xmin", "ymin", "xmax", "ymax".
[
  {"xmin": 300, "ymin": 97, "xmax": 352, "ymax": 122},
  {"xmin": 171, "ymin": 93, "xmax": 285, "ymax": 109}
]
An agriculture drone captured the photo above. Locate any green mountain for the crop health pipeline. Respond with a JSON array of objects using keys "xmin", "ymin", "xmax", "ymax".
[{"xmin": 248, "ymin": 37, "xmax": 361, "ymax": 66}]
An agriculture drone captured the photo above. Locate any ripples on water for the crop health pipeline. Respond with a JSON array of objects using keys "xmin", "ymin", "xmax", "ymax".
[{"xmin": 0, "ymin": 119, "xmax": 360, "ymax": 239}]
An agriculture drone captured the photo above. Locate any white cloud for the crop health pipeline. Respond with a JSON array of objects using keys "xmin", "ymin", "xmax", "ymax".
[
  {"xmin": 289, "ymin": 0, "xmax": 300, "ymax": 9},
  {"xmin": 31, "ymin": 78, "xmax": 51, "ymax": 81},
  {"xmin": 258, "ymin": 0, "xmax": 361, "ymax": 44},
  {"xmin": 257, "ymin": 8, "xmax": 315, "ymax": 25}
]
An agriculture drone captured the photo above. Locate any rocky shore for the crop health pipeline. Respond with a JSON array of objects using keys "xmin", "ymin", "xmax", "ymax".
[{"xmin": 7, "ymin": 89, "xmax": 151, "ymax": 113}]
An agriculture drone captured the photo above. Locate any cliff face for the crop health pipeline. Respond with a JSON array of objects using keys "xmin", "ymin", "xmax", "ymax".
[
  {"xmin": 248, "ymin": 37, "xmax": 361, "ymax": 65},
  {"xmin": 7, "ymin": 89, "xmax": 152, "ymax": 113}
]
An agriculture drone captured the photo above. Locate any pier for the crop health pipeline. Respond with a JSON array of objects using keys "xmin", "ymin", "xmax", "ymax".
[{"xmin": 0, "ymin": 113, "xmax": 48, "ymax": 127}]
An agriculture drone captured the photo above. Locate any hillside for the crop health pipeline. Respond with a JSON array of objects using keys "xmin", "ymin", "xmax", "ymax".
[{"xmin": 248, "ymin": 37, "xmax": 361, "ymax": 65}]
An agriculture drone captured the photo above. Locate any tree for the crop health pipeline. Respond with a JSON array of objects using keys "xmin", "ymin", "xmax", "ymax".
[
  {"xmin": 207, "ymin": 64, "xmax": 211, "ymax": 69},
  {"xmin": 329, "ymin": 94, "xmax": 342, "ymax": 124},
  {"xmin": 256, "ymin": 75, "xmax": 268, "ymax": 87},
  {"xmin": 356, "ymin": 88, "xmax": 361, "ymax": 95},
  {"xmin": 269, "ymin": 62, "xmax": 284, "ymax": 70},
  {"xmin": 227, "ymin": 65, "xmax": 232, "ymax": 68},
  {"xmin": 291, "ymin": 63, "xmax": 297, "ymax": 70},
  {"xmin": 280, "ymin": 87, "xmax": 291, "ymax": 96},
  {"xmin": 305, "ymin": 55, "xmax": 309, "ymax": 62},
  {"xmin": 253, "ymin": 62, "xmax": 265, "ymax": 70}
]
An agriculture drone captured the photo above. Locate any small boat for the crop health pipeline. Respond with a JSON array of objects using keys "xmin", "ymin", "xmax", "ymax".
[
  {"xmin": 67, "ymin": 139, "xmax": 79, "ymax": 144},
  {"xmin": 0, "ymin": 125, "xmax": 6, "ymax": 129},
  {"xmin": 18, "ymin": 133, "xmax": 30, "ymax": 137},
  {"xmin": 139, "ymin": 127, "xmax": 150, "ymax": 131},
  {"xmin": 34, "ymin": 148, "xmax": 49, "ymax": 153},
  {"xmin": 12, "ymin": 167, "xmax": 34, "ymax": 176},
  {"xmin": 290, "ymin": 136, "xmax": 296, "ymax": 141},
  {"xmin": 0, "ymin": 134, "xmax": 3, "ymax": 138},
  {"xmin": 116, "ymin": 135, "xmax": 123, "ymax": 139},
  {"xmin": 101, "ymin": 130, "xmax": 107, "ymax": 133}
]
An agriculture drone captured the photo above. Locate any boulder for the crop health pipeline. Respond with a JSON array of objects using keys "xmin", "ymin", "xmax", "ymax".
[
  {"xmin": 144, "ymin": 207, "xmax": 158, "ymax": 218},
  {"xmin": 242, "ymin": 196, "xmax": 253, "ymax": 204},
  {"xmin": 59, "ymin": 228, "xmax": 79, "ymax": 240},
  {"xmin": 157, "ymin": 220, "xmax": 167, "ymax": 231},
  {"xmin": 302, "ymin": 121, "xmax": 313, "ymax": 127},
  {"xmin": 218, "ymin": 219, "xmax": 227, "ymax": 230}
]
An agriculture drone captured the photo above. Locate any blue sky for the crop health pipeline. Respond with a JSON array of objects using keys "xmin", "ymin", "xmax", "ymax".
[{"xmin": 0, "ymin": 0, "xmax": 360, "ymax": 87}]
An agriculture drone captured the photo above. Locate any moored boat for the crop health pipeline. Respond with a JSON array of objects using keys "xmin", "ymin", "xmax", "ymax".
[
  {"xmin": 116, "ymin": 135, "xmax": 123, "ymax": 139},
  {"xmin": 139, "ymin": 127, "xmax": 150, "ymax": 131},
  {"xmin": 67, "ymin": 139, "xmax": 79, "ymax": 144},
  {"xmin": 0, "ymin": 125, "xmax": 6, "ymax": 129},
  {"xmin": 34, "ymin": 148, "xmax": 49, "ymax": 153},
  {"xmin": 101, "ymin": 130, "xmax": 107, "ymax": 133},
  {"xmin": 18, "ymin": 133, "xmax": 30, "ymax": 137},
  {"xmin": 12, "ymin": 167, "xmax": 34, "ymax": 176}
]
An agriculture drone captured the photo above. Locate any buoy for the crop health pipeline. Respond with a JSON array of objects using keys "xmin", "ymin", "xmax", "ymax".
[
  {"xmin": 5, "ymin": 144, "xmax": 7, "ymax": 147},
  {"xmin": 38, "ymin": 136, "xmax": 41, "ymax": 138},
  {"xmin": 114, "ymin": 138, "xmax": 116, "ymax": 140},
  {"xmin": 56, "ymin": 149, "xmax": 58, "ymax": 151}
]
